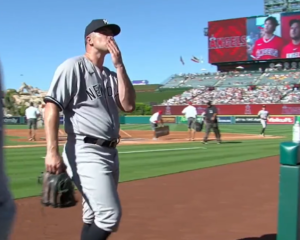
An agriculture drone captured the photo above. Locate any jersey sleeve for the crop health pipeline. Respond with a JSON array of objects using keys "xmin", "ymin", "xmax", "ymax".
[
  {"xmin": 44, "ymin": 59, "xmax": 79, "ymax": 111},
  {"xmin": 182, "ymin": 107, "xmax": 186, "ymax": 114}
]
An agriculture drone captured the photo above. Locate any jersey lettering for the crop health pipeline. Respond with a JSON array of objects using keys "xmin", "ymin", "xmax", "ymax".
[
  {"xmin": 86, "ymin": 84, "xmax": 115, "ymax": 100},
  {"xmin": 286, "ymin": 52, "xmax": 300, "ymax": 58},
  {"xmin": 255, "ymin": 48, "xmax": 278, "ymax": 58}
]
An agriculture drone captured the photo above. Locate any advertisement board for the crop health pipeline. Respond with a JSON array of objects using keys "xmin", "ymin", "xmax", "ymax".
[
  {"xmin": 208, "ymin": 11, "xmax": 300, "ymax": 63},
  {"xmin": 132, "ymin": 80, "xmax": 149, "ymax": 85},
  {"xmin": 267, "ymin": 116, "xmax": 295, "ymax": 124},
  {"xmin": 218, "ymin": 116, "xmax": 232, "ymax": 123},
  {"xmin": 153, "ymin": 104, "xmax": 300, "ymax": 115},
  {"xmin": 161, "ymin": 116, "xmax": 176, "ymax": 123},
  {"xmin": 3, "ymin": 117, "xmax": 21, "ymax": 124},
  {"xmin": 235, "ymin": 116, "xmax": 261, "ymax": 124}
]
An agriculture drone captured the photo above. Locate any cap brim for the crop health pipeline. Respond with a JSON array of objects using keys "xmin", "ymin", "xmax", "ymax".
[{"xmin": 96, "ymin": 24, "xmax": 121, "ymax": 36}]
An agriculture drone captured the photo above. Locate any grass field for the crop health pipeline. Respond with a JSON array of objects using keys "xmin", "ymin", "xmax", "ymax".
[{"xmin": 4, "ymin": 124, "xmax": 290, "ymax": 200}]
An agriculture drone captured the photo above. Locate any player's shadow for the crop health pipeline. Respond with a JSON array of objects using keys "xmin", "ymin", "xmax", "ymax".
[{"xmin": 237, "ymin": 234, "xmax": 277, "ymax": 240}]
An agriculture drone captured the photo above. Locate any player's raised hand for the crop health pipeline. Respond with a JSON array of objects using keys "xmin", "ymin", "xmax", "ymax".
[{"xmin": 107, "ymin": 37, "xmax": 124, "ymax": 68}]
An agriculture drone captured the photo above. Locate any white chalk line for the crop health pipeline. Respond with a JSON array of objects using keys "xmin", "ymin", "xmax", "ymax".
[
  {"xmin": 40, "ymin": 147, "xmax": 206, "ymax": 159},
  {"xmin": 120, "ymin": 129, "xmax": 132, "ymax": 137},
  {"xmin": 118, "ymin": 147, "xmax": 206, "ymax": 154}
]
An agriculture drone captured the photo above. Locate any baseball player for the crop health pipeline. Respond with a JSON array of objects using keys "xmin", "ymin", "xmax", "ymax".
[
  {"xmin": 0, "ymin": 61, "xmax": 16, "ymax": 240},
  {"xmin": 258, "ymin": 105, "xmax": 270, "ymax": 137},
  {"xmin": 25, "ymin": 102, "xmax": 40, "ymax": 141},
  {"xmin": 149, "ymin": 110, "xmax": 164, "ymax": 140},
  {"xmin": 202, "ymin": 101, "xmax": 222, "ymax": 144},
  {"xmin": 251, "ymin": 16, "xmax": 284, "ymax": 60},
  {"xmin": 43, "ymin": 19, "xmax": 136, "ymax": 240},
  {"xmin": 181, "ymin": 102, "xmax": 197, "ymax": 141},
  {"xmin": 281, "ymin": 19, "xmax": 300, "ymax": 59}
]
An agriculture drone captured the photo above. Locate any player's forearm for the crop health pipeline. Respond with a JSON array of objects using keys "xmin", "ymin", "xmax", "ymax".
[
  {"xmin": 116, "ymin": 66, "xmax": 136, "ymax": 112},
  {"xmin": 44, "ymin": 103, "xmax": 60, "ymax": 155}
]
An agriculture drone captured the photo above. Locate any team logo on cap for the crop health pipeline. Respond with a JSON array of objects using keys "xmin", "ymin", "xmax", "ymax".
[{"xmin": 103, "ymin": 19, "xmax": 108, "ymax": 25}]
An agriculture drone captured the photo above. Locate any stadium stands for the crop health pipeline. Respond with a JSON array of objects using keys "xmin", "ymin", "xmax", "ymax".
[{"xmin": 159, "ymin": 68, "xmax": 300, "ymax": 105}]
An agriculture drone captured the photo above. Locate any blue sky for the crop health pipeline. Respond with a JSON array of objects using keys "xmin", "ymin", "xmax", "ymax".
[{"xmin": 0, "ymin": 0, "xmax": 263, "ymax": 90}]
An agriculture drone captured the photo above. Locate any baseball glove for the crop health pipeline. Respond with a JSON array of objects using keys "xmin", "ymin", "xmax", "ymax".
[{"xmin": 39, "ymin": 171, "xmax": 77, "ymax": 208}]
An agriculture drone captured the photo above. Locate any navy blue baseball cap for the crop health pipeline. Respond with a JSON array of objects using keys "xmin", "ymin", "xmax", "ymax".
[{"xmin": 85, "ymin": 19, "xmax": 121, "ymax": 39}]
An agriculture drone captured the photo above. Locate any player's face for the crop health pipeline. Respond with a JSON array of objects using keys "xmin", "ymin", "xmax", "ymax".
[
  {"xmin": 264, "ymin": 20, "xmax": 276, "ymax": 34},
  {"xmin": 290, "ymin": 22, "xmax": 300, "ymax": 40},
  {"xmin": 88, "ymin": 28, "xmax": 114, "ymax": 52},
  {"xmin": 260, "ymin": 28, "xmax": 265, "ymax": 37}
]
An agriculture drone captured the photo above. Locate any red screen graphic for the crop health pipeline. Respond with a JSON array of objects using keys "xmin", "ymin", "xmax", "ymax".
[{"xmin": 208, "ymin": 18, "xmax": 247, "ymax": 63}]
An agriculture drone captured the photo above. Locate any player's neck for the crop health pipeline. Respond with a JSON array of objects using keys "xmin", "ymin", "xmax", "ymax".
[
  {"xmin": 292, "ymin": 39, "xmax": 300, "ymax": 45},
  {"xmin": 264, "ymin": 33, "xmax": 274, "ymax": 40},
  {"xmin": 84, "ymin": 51, "xmax": 105, "ymax": 70}
]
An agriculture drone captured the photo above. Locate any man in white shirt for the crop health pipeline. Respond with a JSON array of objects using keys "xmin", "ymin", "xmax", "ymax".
[
  {"xmin": 257, "ymin": 105, "xmax": 270, "ymax": 137},
  {"xmin": 25, "ymin": 102, "xmax": 40, "ymax": 141},
  {"xmin": 149, "ymin": 110, "xmax": 164, "ymax": 140},
  {"xmin": 182, "ymin": 102, "xmax": 197, "ymax": 141}
]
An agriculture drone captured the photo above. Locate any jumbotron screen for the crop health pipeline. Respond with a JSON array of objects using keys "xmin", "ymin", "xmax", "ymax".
[{"xmin": 208, "ymin": 11, "xmax": 300, "ymax": 63}]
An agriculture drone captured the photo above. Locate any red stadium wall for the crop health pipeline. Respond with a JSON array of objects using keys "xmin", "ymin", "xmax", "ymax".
[{"xmin": 152, "ymin": 104, "xmax": 300, "ymax": 115}]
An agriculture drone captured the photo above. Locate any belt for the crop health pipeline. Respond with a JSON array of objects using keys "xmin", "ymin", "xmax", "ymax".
[{"xmin": 84, "ymin": 137, "xmax": 119, "ymax": 148}]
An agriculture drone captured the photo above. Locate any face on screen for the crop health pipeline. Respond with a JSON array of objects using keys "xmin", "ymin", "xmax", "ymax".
[
  {"xmin": 264, "ymin": 20, "xmax": 276, "ymax": 34},
  {"xmin": 290, "ymin": 22, "xmax": 300, "ymax": 40}
]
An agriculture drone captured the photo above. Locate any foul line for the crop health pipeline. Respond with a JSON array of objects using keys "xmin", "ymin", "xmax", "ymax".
[
  {"xmin": 119, "ymin": 146, "xmax": 206, "ymax": 154},
  {"xmin": 120, "ymin": 129, "xmax": 132, "ymax": 137}
]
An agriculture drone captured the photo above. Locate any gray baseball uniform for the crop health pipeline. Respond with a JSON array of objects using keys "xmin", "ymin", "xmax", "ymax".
[
  {"xmin": 0, "ymin": 63, "xmax": 16, "ymax": 240},
  {"xmin": 44, "ymin": 56, "xmax": 121, "ymax": 232}
]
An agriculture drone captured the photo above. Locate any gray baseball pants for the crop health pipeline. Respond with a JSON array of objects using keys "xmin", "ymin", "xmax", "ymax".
[
  {"xmin": 62, "ymin": 136, "xmax": 122, "ymax": 233},
  {"xmin": 203, "ymin": 122, "xmax": 221, "ymax": 142}
]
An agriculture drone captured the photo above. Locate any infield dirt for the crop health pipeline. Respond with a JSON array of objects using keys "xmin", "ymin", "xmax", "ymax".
[
  {"xmin": 5, "ymin": 128, "xmax": 282, "ymax": 148},
  {"xmin": 11, "ymin": 156, "xmax": 278, "ymax": 240}
]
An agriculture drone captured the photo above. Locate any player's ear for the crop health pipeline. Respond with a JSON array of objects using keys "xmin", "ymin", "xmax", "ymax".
[{"xmin": 86, "ymin": 34, "xmax": 93, "ymax": 46}]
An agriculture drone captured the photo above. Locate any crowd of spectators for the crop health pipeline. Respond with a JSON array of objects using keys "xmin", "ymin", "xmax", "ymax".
[
  {"xmin": 160, "ymin": 68, "xmax": 300, "ymax": 105},
  {"xmin": 161, "ymin": 86, "xmax": 290, "ymax": 105}
]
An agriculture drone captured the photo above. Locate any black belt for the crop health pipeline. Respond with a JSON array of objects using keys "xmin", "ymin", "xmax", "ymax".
[{"xmin": 84, "ymin": 137, "xmax": 119, "ymax": 148}]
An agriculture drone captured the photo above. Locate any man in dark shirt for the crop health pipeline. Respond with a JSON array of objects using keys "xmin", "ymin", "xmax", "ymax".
[{"xmin": 202, "ymin": 101, "xmax": 221, "ymax": 144}]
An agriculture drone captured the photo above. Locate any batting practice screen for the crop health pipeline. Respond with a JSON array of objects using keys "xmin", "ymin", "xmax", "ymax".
[{"xmin": 208, "ymin": 11, "xmax": 300, "ymax": 63}]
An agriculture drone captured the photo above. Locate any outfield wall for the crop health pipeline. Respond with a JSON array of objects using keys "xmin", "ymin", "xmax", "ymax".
[
  {"xmin": 5, "ymin": 115, "xmax": 297, "ymax": 125},
  {"xmin": 152, "ymin": 104, "xmax": 300, "ymax": 115}
]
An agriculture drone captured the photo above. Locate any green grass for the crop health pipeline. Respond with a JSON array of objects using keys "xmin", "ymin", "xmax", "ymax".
[
  {"xmin": 136, "ymin": 89, "xmax": 186, "ymax": 103},
  {"xmin": 4, "ymin": 124, "xmax": 291, "ymax": 199},
  {"xmin": 134, "ymin": 84, "xmax": 162, "ymax": 91}
]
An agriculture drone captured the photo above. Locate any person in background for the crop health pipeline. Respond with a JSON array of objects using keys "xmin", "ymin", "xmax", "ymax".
[
  {"xmin": 181, "ymin": 102, "xmax": 197, "ymax": 141},
  {"xmin": 149, "ymin": 110, "xmax": 164, "ymax": 140},
  {"xmin": 281, "ymin": 19, "xmax": 300, "ymax": 59},
  {"xmin": 202, "ymin": 101, "xmax": 222, "ymax": 144},
  {"xmin": 251, "ymin": 16, "xmax": 284, "ymax": 60},
  {"xmin": 25, "ymin": 102, "xmax": 40, "ymax": 141},
  {"xmin": 257, "ymin": 105, "xmax": 270, "ymax": 137}
]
